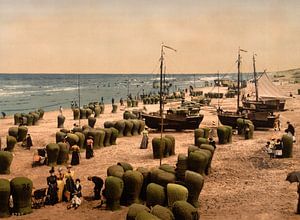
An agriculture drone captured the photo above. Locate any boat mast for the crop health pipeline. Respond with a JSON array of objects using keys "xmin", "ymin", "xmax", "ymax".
[
  {"xmin": 159, "ymin": 44, "xmax": 164, "ymax": 166},
  {"xmin": 253, "ymin": 53, "xmax": 258, "ymax": 101},
  {"xmin": 77, "ymin": 73, "xmax": 81, "ymax": 126},
  {"xmin": 217, "ymin": 70, "xmax": 220, "ymax": 126},
  {"xmin": 237, "ymin": 49, "xmax": 241, "ymax": 111},
  {"xmin": 159, "ymin": 43, "xmax": 176, "ymax": 165},
  {"xmin": 159, "ymin": 45, "xmax": 164, "ymax": 117},
  {"xmin": 237, "ymin": 48, "xmax": 247, "ymax": 111}
]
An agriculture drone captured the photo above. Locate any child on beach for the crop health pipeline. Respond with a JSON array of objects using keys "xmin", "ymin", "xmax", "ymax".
[{"xmin": 67, "ymin": 179, "xmax": 82, "ymax": 209}]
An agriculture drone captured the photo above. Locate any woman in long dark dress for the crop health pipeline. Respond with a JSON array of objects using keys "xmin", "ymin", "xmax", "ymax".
[
  {"xmin": 86, "ymin": 136, "xmax": 94, "ymax": 159},
  {"xmin": 71, "ymin": 145, "xmax": 80, "ymax": 165},
  {"xmin": 46, "ymin": 167, "xmax": 58, "ymax": 205}
]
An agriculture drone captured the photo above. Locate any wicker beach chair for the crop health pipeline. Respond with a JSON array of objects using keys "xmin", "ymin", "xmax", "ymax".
[{"xmin": 32, "ymin": 188, "xmax": 47, "ymax": 209}]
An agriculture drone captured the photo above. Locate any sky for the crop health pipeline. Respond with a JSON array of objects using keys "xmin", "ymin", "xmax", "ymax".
[{"xmin": 0, "ymin": 0, "xmax": 299, "ymax": 74}]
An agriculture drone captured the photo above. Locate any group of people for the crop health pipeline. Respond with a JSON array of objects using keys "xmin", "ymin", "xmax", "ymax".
[
  {"xmin": 264, "ymin": 121, "xmax": 296, "ymax": 158},
  {"xmin": 45, "ymin": 165, "xmax": 104, "ymax": 210},
  {"xmin": 46, "ymin": 165, "xmax": 81, "ymax": 208},
  {"xmin": 63, "ymin": 135, "xmax": 94, "ymax": 166},
  {"xmin": 264, "ymin": 138, "xmax": 283, "ymax": 158},
  {"xmin": 70, "ymin": 101, "xmax": 78, "ymax": 109},
  {"xmin": 32, "ymin": 132, "xmax": 94, "ymax": 168}
]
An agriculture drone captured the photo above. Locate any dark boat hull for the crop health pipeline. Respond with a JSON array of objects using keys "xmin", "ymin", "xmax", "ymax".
[
  {"xmin": 142, "ymin": 113, "xmax": 204, "ymax": 130},
  {"xmin": 217, "ymin": 112, "xmax": 245, "ymax": 128},
  {"xmin": 242, "ymin": 100, "xmax": 285, "ymax": 111},
  {"xmin": 218, "ymin": 111, "xmax": 278, "ymax": 129}
]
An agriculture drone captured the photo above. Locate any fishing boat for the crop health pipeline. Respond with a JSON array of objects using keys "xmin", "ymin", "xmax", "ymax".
[
  {"xmin": 217, "ymin": 48, "xmax": 279, "ymax": 129},
  {"xmin": 143, "ymin": 109, "xmax": 204, "ymax": 130},
  {"xmin": 241, "ymin": 54, "xmax": 286, "ymax": 111},
  {"xmin": 142, "ymin": 44, "xmax": 204, "ymax": 131}
]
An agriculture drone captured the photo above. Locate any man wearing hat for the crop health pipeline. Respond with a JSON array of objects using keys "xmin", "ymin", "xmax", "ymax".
[
  {"xmin": 46, "ymin": 167, "xmax": 58, "ymax": 205},
  {"xmin": 285, "ymin": 121, "xmax": 295, "ymax": 136},
  {"xmin": 285, "ymin": 121, "xmax": 296, "ymax": 142}
]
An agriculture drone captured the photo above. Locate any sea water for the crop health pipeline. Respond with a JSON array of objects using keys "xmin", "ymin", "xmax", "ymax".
[{"xmin": 0, "ymin": 73, "xmax": 246, "ymax": 115}]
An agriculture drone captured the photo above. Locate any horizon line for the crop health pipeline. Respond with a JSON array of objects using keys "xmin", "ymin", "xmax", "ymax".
[{"xmin": 0, "ymin": 67, "xmax": 299, "ymax": 75}]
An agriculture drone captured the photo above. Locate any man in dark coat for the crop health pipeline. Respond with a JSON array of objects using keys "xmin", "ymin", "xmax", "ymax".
[
  {"xmin": 25, "ymin": 134, "xmax": 33, "ymax": 149},
  {"xmin": 285, "ymin": 121, "xmax": 295, "ymax": 136},
  {"xmin": 88, "ymin": 176, "xmax": 104, "ymax": 200}
]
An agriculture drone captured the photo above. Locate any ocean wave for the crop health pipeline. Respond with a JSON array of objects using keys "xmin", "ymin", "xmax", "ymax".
[
  {"xmin": 197, "ymin": 76, "xmax": 218, "ymax": 81},
  {"xmin": 152, "ymin": 77, "xmax": 176, "ymax": 81},
  {"xmin": 42, "ymin": 87, "xmax": 78, "ymax": 93},
  {"xmin": 0, "ymin": 91, "xmax": 30, "ymax": 96},
  {"xmin": 3, "ymin": 84, "xmax": 33, "ymax": 89}
]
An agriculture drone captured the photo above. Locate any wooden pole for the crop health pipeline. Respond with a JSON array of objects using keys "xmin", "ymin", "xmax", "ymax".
[
  {"xmin": 159, "ymin": 44, "xmax": 164, "ymax": 166},
  {"xmin": 237, "ymin": 49, "xmax": 241, "ymax": 112},
  {"xmin": 253, "ymin": 54, "xmax": 259, "ymax": 101},
  {"xmin": 78, "ymin": 73, "xmax": 81, "ymax": 126}
]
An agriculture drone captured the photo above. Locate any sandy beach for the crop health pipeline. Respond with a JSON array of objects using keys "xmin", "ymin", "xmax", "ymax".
[{"xmin": 0, "ymin": 82, "xmax": 300, "ymax": 220}]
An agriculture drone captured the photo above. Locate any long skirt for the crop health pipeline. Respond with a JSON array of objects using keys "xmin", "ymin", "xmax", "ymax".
[
  {"xmin": 86, "ymin": 146, "xmax": 94, "ymax": 159},
  {"xmin": 57, "ymin": 180, "xmax": 64, "ymax": 202},
  {"xmin": 71, "ymin": 151, "xmax": 80, "ymax": 165}
]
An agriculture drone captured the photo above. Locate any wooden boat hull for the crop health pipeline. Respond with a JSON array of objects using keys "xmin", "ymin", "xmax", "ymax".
[
  {"xmin": 247, "ymin": 112, "xmax": 278, "ymax": 128},
  {"xmin": 242, "ymin": 100, "xmax": 285, "ymax": 111},
  {"xmin": 217, "ymin": 112, "xmax": 245, "ymax": 128},
  {"xmin": 218, "ymin": 111, "xmax": 278, "ymax": 129},
  {"xmin": 142, "ymin": 113, "xmax": 204, "ymax": 130}
]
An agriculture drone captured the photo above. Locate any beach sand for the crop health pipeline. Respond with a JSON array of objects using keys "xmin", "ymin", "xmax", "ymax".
[{"xmin": 0, "ymin": 83, "xmax": 300, "ymax": 220}]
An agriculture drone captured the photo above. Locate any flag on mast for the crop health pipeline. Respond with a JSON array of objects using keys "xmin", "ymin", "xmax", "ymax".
[{"xmin": 163, "ymin": 45, "xmax": 177, "ymax": 52}]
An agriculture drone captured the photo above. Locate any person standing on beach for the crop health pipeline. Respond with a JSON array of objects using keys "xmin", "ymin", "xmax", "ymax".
[
  {"xmin": 285, "ymin": 121, "xmax": 295, "ymax": 136},
  {"xmin": 87, "ymin": 176, "xmax": 104, "ymax": 200},
  {"xmin": 285, "ymin": 121, "xmax": 296, "ymax": 142},
  {"xmin": 59, "ymin": 106, "xmax": 63, "ymax": 115},
  {"xmin": 140, "ymin": 128, "xmax": 149, "ymax": 149},
  {"xmin": 70, "ymin": 145, "xmax": 80, "ymax": 166},
  {"xmin": 64, "ymin": 165, "xmax": 75, "ymax": 202},
  {"xmin": 23, "ymin": 134, "xmax": 33, "ymax": 150},
  {"xmin": 56, "ymin": 167, "xmax": 65, "ymax": 202},
  {"xmin": 86, "ymin": 136, "xmax": 94, "ymax": 159},
  {"xmin": 46, "ymin": 167, "xmax": 58, "ymax": 205},
  {"xmin": 101, "ymin": 97, "xmax": 104, "ymax": 105},
  {"xmin": 112, "ymin": 98, "xmax": 115, "ymax": 105}
]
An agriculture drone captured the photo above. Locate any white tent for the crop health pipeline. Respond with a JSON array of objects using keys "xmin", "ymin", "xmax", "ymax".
[{"xmin": 242, "ymin": 72, "xmax": 288, "ymax": 100}]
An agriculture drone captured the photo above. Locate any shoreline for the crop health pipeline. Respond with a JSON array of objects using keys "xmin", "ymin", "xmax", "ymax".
[{"xmin": 0, "ymin": 83, "xmax": 299, "ymax": 219}]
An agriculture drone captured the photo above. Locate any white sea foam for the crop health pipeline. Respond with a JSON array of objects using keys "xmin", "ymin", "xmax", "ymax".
[
  {"xmin": 3, "ymin": 84, "xmax": 33, "ymax": 89},
  {"xmin": 197, "ymin": 76, "xmax": 218, "ymax": 81},
  {"xmin": 43, "ymin": 87, "xmax": 77, "ymax": 93}
]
